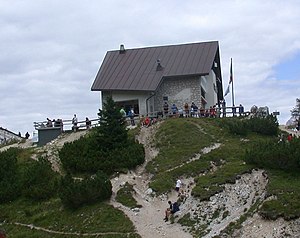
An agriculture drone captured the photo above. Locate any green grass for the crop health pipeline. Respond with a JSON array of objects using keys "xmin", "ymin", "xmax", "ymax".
[
  {"xmin": 1, "ymin": 117, "xmax": 300, "ymax": 237},
  {"xmin": 147, "ymin": 117, "xmax": 300, "ymax": 233},
  {"xmin": 259, "ymin": 170, "xmax": 300, "ymax": 220},
  {"xmin": 0, "ymin": 198, "xmax": 140, "ymax": 238},
  {"xmin": 116, "ymin": 182, "xmax": 141, "ymax": 209},
  {"xmin": 148, "ymin": 118, "xmax": 255, "ymax": 195},
  {"xmin": 146, "ymin": 118, "xmax": 215, "ymax": 174}
]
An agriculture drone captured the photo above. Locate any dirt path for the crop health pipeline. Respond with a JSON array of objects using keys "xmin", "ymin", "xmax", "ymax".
[
  {"xmin": 110, "ymin": 123, "xmax": 193, "ymax": 238},
  {"xmin": 109, "ymin": 124, "xmax": 272, "ymax": 238},
  {"xmin": 279, "ymin": 125, "xmax": 299, "ymax": 137},
  {"xmin": 0, "ymin": 139, "xmax": 36, "ymax": 152}
]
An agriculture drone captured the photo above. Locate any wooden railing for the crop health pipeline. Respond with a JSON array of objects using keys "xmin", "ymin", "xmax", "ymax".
[{"xmin": 33, "ymin": 118, "xmax": 99, "ymax": 131}]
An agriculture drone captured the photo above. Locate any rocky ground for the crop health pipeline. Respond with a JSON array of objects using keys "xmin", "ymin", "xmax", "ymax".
[{"xmin": 2, "ymin": 125, "xmax": 300, "ymax": 237}]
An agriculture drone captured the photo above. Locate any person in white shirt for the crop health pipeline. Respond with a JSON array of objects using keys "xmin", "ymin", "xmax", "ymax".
[{"xmin": 175, "ymin": 178, "xmax": 182, "ymax": 192}]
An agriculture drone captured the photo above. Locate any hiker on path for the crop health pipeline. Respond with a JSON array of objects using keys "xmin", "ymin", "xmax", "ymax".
[
  {"xmin": 164, "ymin": 201, "xmax": 180, "ymax": 222},
  {"xmin": 175, "ymin": 178, "xmax": 182, "ymax": 193}
]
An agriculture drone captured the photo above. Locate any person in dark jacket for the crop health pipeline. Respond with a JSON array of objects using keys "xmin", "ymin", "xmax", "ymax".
[{"xmin": 164, "ymin": 201, "xmax": 180, "ymax": 221}]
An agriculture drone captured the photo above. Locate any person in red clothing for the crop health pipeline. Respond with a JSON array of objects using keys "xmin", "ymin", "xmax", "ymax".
[
  {"xmin": 144, "ymin": 116, "xmax": 151, "ymax": 127},
  {"xmin": 287, "ymin": 133, "xmax": 293, "ymax": 142},
  {"xmin": 0, "ymin": 229, "xmax": 6, "ymax": 238}
]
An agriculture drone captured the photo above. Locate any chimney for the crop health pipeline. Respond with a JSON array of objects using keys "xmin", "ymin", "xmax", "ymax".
[
  {"xmin": 156, "ymin": 59, "xmax": 163, "ymax": 71},
  {"xmin": 119, "ymin": 44, "xmax": 126, "ymax": 54}
]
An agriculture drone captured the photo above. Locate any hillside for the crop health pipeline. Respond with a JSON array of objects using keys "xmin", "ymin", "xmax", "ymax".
[{"xmin": 1, "ymin": 118, "xmax": 300, "ymax": 237}]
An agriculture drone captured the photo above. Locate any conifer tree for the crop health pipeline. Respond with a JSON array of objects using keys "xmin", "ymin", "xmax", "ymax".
[
  {"xmin": 291, "ymin": 98, "xmax": 300, "ymax": 120},
  {"xmin": 94, "ymin": 96, "xmax": 128, "ymax": 152}
]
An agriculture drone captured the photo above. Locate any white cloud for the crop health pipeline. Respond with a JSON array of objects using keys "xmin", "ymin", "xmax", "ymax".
[{"xmin": 0, "ymin": 0, "xmax": 300, "ymax": 135}]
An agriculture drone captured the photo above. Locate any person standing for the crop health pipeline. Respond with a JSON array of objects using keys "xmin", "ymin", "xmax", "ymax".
[
  {"xmin": 72, "ymin": 114, "xmax": 78, "ymax": 132},
  {"xmin": 120, "ymin": 107, "xmax": 126, "ymax": 117},
  {"xmin": 222, "ymin": 100, "xmax": 226, "ymax": 117},
  {"xmin": 239, "ymin": 104, "xmax": 244, "ymax": 116},
  {"xmin": 175, "ymin": 178, "xmax": 182, "ymax": 193},
  {"xmin": 85, "ymin": 117, "xmax": 91, "ymax": 129},
  {"xmin": 184, "ymin": 102, "xmax": 189, "ymax": 117},
  {"xmin": 171, "ymin": 103, "xmax": 178, "ymax": 116},
  {"xmin": 163, "ymin": 102, "xmax": 169, "ymax": 117},
  {"xmin": 128, "ymin": 108, "xmax": 135, "ymax": 126},
  {"xmin": 25, "ymin": 132, "xmax": 30, "ymax": 139}
]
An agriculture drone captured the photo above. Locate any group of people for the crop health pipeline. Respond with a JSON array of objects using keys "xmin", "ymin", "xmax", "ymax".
[
  {"xmin": 72, "ymin": 114, "xmax": 92, "ymax": 131},
  {"xmin": 163, "ymin": 178, "xmax": 190, "ymax": 222},
  {"xmin": 120, "ymin": 107, "xmax": 136, "ymax": 126},
  {"xmin": 46, "ymin": 118, "xmax": 63, "ymax": 129},
  {"xmin": 163, "ymin": 101, "xmax": 245, "ymax": 118},
  {"xmin": 44, "ymin": 115, "xmax": 92, "ymax": 132}
]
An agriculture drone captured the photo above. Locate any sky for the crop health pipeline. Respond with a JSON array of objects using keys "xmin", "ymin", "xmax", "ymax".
[{"xmin": 1, "ymin": 0, "xmax": 300, "ymax": 136}]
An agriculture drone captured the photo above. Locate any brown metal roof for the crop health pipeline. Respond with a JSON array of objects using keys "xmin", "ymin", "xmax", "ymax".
[{"xmin": 91, "ymin": 41, "xmax": 221, "ymax": 92}]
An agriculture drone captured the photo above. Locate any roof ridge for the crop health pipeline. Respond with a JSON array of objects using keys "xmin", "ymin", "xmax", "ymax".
[{"xmin": 107, "ymin": 41, "xmax": 219, "ymax": 52}]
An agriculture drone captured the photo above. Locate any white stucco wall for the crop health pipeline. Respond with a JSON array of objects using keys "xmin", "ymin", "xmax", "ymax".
[{"xmin": 202, "ymin": 70, "xmax": 218, "ymax": 107}]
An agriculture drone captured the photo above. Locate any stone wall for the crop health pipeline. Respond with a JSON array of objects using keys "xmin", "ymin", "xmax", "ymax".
[{"xmin": 153, "ymin": 76, "xmax": 202, "ymax": 112}]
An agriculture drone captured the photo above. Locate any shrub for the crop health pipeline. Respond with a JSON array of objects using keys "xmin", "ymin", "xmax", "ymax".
[
  {"xmin": 60, "ymin": 136, "xmax": 145, "ymax": 175},
  {"xmin": 59, "ymin": 171, "xmax": 112, "ymax": 209},
  {"xmin": 21, "ymin": 158, "xmax": 59, "ymax": 201},
  {"xmin": 107, "ymin": 142, "xmax": 145, "ymax": 172},
  {"xmin": 244, "ymin": 137, "xmax": 300, "ymax": 171},
  {"xmin": 59, "ymin": 96, "xmax": 145, "ymax": 176},
  {"xmin": 247, "ymin": 115, "xmax": 278, "ymax": 136},
  {"xmin": 0, "ymin": 148, "xmax": 22, "ymax": 202},
  {"xmin": 59, "ymin": 136, "xmax": 101, "ymax": 173},
  {"xmin": 217, "ymin": 115, "xmax": 278, "ymax": 136},
  {"xmin": 225, "ymin": 118, "xmax": 248, "ymax": 136}
]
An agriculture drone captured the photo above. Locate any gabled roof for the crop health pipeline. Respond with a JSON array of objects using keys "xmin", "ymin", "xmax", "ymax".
[{"xmin": 91, "ymin": 41, "xmax": 221, "ymax": 92}]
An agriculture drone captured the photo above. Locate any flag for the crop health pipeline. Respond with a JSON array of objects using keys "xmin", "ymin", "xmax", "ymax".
[
  {"xmin": 224, "ymin": 84, "xmax": 230, "ymax": 97},
  {"xmin": 229, "ymin": 58, "xmax": 233, "ymax": 84}
]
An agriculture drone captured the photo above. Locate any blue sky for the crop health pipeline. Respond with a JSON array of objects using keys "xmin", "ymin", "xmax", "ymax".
[
  {"xmin": 0, "ymin": 0, "xmax": 300, "ymax": 135},
  {"xmin": 275, "ymin": 52, "xmax": 300, "ymax": 81}
]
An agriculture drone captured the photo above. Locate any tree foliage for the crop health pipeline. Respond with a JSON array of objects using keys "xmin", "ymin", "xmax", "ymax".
[
  {"xmin": 244, "ymin": 137, "xmax": 300, "ymax": 171},
  {"xmin": 291, "ymin": 98, "xmax": 300, "ymax": 119},
  {"xmin": 59, "ymin": 171, "xmax": 112, "ymax": 209},
  {"xmin": 21, "ymin": 157, "xmax": 59, "ymax": 201},
  {"xmin": 217, "ymin": 115, "xmax": 278, "ymax": 136},
  {"xmin": 0, "ymin": 148, "xmax": 22, "ymax": 202},
  {"xmin": 93, "ymin": 96, "xmax": 128, "ymax": 152},
  {"xmin": 59, "ymin": 96, "xmax": 145, "ymax": 175}
]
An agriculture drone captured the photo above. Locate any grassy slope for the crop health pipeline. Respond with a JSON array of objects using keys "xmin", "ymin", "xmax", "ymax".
[
  {"xmin": 0, "ymin": 198, "xmax": 140, "ymax": 238},
  {"xmin": 1, "ymin": 117, "xmax": 299, "ymax": 237},
  {"xmin": 147, "ymin": 117, "xmax": 255, "ymax": 196},
  {"xmin": 147, "ymin": 118, "xmax": 300, "ymax": 219},
  {"xmin": 0, "ymin": 141, "xmax": 140, "ymax": 237}
]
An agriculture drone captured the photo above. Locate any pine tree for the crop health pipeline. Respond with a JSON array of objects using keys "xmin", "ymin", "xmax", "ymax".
[
  {"xmin": 94, "ymin": 96, "xmax": 128, "ymax": 152},
  {"xmin": 291, "ymin": 98, "xmax": 300, "ymax": 120}
]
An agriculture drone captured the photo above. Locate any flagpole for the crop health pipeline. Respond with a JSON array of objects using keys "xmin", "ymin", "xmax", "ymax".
[{"xmin": 230, "ymin": 58, "xmax": 235, "ymax": 107}]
